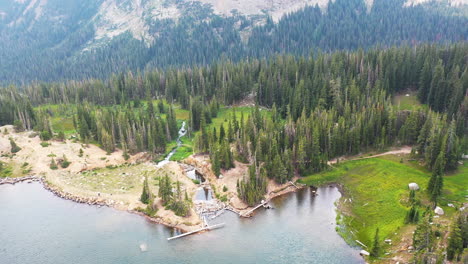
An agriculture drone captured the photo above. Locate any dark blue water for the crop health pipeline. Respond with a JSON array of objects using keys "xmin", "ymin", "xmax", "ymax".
[{"xmin": 0, "ymin": 183, "xmax": 363, "ymax": 264}]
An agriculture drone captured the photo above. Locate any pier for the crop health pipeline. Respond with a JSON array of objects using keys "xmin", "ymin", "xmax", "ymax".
[
  {"xmin": 167, "ymin": 223, "xmax": 225, "ymax": 241},
  {"xmin": 240, "ymin": 199, "xmax": 270, "ymax": 217}
]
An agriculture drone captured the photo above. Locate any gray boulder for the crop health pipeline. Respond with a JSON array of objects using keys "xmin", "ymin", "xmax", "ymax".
[
  {"xmin": 408, "ymin": 183, "xmax": 419, "ymax": 190},
  {"xmin": 434, "ymin": 206, "xmax": 444, "ymax": 215}
]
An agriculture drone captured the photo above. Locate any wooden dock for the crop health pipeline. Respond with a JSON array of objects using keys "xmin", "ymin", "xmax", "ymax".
[
  {"xmin": 289, "ymin": 181, "xmax": 301, "ymax": 188},
  {"xmin": 240, "ymin": 199, "xmax": 269, "ymax": 217},
  {"xmin": 167, "ymin": 223, "xmax": 225, "ymax": 241}
]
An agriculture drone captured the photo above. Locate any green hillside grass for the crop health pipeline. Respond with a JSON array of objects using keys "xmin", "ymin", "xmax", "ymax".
[{"xmin": 300, "ymin": 155, "xmax": 467, "ymax": 247}]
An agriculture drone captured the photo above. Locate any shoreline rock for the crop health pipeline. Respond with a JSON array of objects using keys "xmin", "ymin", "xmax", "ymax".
[
  {"xmin": 0, "ymin": 176, "xmax": 41, "ymax": 185},
  {"xmin": 1, "ymin": 175, "xmax": 191, "ymax": 233}
]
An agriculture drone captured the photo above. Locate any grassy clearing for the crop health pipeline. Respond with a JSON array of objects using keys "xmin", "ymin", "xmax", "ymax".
[
  {"xmin": 51, "ymin": 116, "xmax": 75, "ymax": 134},
  {"xmin": 170, "ymin": 145, "xmax": 193, "ymax": 161},
  {"xmin": 208, "ymin": 106, "xmax": 254, "ymax": 130},
  {"xmin": 393, "ymin": 92, "xmax": 427, "ymax": 111},
  {"xmin": 36, "ymin": 104, "xmax": 77, "ymax": 135},
  {"xmin": 443, "ymin": 162, "xmax": 468, "ymax": 204},
  {"xmin": 300, "ymin": 155, "xmax": 467, "ymax": 247}
]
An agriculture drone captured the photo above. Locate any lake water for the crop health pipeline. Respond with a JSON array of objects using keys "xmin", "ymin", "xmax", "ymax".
[{"xmin": 0, "ymin": 183, "xmax": 363, "ymax": 264}]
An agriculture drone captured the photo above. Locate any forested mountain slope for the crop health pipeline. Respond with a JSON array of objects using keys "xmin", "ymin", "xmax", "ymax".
[{"xmin": 0, "ymin": 0, "xmax": 466, "ymax": 83}]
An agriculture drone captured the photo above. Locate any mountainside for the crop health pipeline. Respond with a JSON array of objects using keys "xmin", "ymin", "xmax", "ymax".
[{"xmin": 0, "ymin": 0, "xmax": 466, "ymax": 83}]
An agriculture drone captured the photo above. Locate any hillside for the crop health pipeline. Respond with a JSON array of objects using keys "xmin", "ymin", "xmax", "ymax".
[{"xmin": 0, "ymin": 0, "xmax": 466, "ymax": 83}]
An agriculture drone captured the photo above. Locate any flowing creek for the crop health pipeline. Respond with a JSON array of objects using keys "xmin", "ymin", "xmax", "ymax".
[
  {"xmin": 0, "ymin": 182, "xmax": 363, "ymax": 264},
  {"xmin": 156, "ymin": 121, "xmax": 187, "ymax": 168}
]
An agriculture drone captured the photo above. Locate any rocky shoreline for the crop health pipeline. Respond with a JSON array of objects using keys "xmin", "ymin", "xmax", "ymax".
[
  {"xmin": 0, "ymin": 176, "xmax": 41, "ymax": 185},
  {"xmin": 1, "ymin": 175, "xmax": 194, "ymax": 232},
  {"xmin": 1, "ymin": 175, "xmax": 306, "ymax": 233}
]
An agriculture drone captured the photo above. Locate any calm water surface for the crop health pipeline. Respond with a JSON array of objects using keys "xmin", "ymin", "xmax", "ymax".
[{"xmin": 0, "ymin": 183, "xmax": 363, "ymax": 264}]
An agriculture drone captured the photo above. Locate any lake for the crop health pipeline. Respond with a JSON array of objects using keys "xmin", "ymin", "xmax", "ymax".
[{"xmin": 0, "ymin": 182, "xmax": 363, "ymax": 264}]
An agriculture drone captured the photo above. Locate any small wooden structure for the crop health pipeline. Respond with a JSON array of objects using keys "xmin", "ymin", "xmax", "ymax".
[{"xmin": 167, "ymin": 223, "xmax": 225, "ymax": 241}]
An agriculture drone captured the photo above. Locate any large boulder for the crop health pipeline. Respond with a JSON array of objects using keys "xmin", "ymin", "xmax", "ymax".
[
  {"xmin": 360, "ymin": 250, "xmax": 370, "ymax": 256},
  {"xmin": 434, "ymin": 206, "xmax": 444, "ymax": 215},
  {"xmin": 408, "ymin": 183, "xmax": 419, "ymax": 191}
]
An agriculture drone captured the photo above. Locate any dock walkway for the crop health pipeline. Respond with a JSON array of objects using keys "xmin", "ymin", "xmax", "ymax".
[{"xmin": 167, "ymin": 223, "xmax": 225, "ymax": 241}]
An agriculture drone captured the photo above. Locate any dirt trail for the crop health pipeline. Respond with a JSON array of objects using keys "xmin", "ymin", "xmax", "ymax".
[{"xmin": 327, "ymin": 146, "xmax": 412, "ymax": 165}]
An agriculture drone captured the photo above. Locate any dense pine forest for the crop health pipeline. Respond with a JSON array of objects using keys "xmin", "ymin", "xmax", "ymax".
[
  {"xmin": 1, "ymin": 1, "xmax": 467, "ymax": 263},
  {"xmin": 1, "ymin": 43, "xmax": 466, "ymax": 208},
  {"xmin": 0, "ymin": 0, "xmax": 466, "ymax": 83}
]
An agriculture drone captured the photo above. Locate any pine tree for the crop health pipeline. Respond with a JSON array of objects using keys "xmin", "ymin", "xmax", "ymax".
[
  {"xmin": 140, "ymin": 176, "xmax": 150, "ymax": 204},
  {"xmin": 61, "ymin": 155, "xmax": 71, "ymax": 168},
  {"xmin": 409, "ymin": 189, "xmax": 416, "ymax": 204},
  {"xmin": 9, "ymin": 138, "xmax": 21, "ymax": 153},
  {"xmin": 405, "ymin": 205, "xmax": 420, "ymax": 224},
  {"xmin": 370, "ymin": 228, "xmax": 380, "ymax": 257},
  {"xmin": 427, "ymin": 148, "xmax": 445, "ymax": 205},
  {"xmin": 446, "ymin": 221, "xmax": 463, "ymax": 261},
  {"xmin": 211, "ymin": 150, "xmax": 221, "ymax": 177},
  {"xmin": 219, "ymin": 124, "xmax": 225, "ymax": 143},
  {"xmin": 158, "ymin": 174, "xmax": 173, "ymax": 204},
  {"xmin": 50, "ymin": 158, "xmax": 58, "ymax": 170},
  {"xmin": 413, "ymin": 214, "xmax": 434, "ymax": 252}
]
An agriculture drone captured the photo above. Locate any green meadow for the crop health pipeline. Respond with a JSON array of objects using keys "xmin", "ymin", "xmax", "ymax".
[{"xmin": 300, "ymin": 155, "xmax": 467, "ymax": 247}]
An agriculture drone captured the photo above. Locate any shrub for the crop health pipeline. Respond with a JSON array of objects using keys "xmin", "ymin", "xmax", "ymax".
[
  {"xmin": 50, "ymin": 158, "xmax": 58, "ymax": 170},
  {"xmin": 40, "ymin": 131, "xmax": 52, "ymax": 141},
  {"xmin": 13, "ymin": 120, "xmax": 24, "ymax": 132},
  {"xmin": 10, "ymin": 139, "xmax": 21, "ymax": 153},
  {"xmin": 123, "ymin": 151, "xmax": 130, "ymax": 161},
  {"xmin": 220, "ymin": 195, "xmax": 228, "ymax": 202},
  {"xmin": 223, "ymin": 185, "xmax": 228, "ymax": 192},
  {"xmin": 61, "ymin": 155, "xmax": 71, "ymax": 168},
  {"xmin": 192, "ymin": 179, "xmax": 200, "ymax": 185},
  {"xmin": 57, "ymin": 131, "xmax": 65, "ymax": 141},
  {"xmin": 40, "ymin": 142, "xmax": 50, "ymax": 147}
]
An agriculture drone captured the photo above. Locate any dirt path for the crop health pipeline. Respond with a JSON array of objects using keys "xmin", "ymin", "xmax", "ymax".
[{"xmin": 327, "ymin": 146, "xmax": 412, "ymax": 165}]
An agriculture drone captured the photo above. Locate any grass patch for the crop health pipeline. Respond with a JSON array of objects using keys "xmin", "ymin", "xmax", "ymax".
[
  {"xmin": 208, "ymin": 106, "xmax": 257, "ymax": 131},
  {"xmin": 301, "ymin": 156, "xmax": 467, "ymax": 247},
  {"xmin": 443, "ymin": 162, "xmax": 468, "ymax": 203},
  {"xmin": 170, "ymin": 145, "xmax": 193, "ymax": 161},
  {"xmin": 0, "ymin": 162, "xmax": 13, "ymax": 178},
  {"xmin": 300, "ymin": 157, "xmax": 430, "ymax": 246},
  {"xmin": 393, "ymin": 92, "xmax": 427, "ymax": 111}
]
